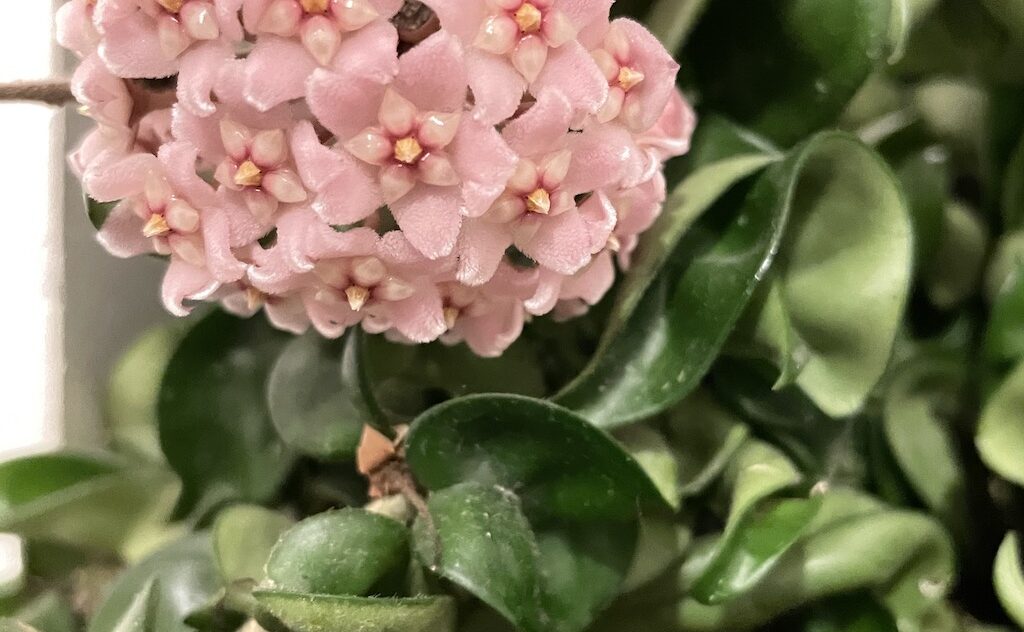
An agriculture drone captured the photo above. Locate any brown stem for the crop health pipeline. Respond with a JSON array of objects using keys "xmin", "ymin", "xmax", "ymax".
[
  {"xmin": 370, "ymin": 460, "xmax": 443, "ymax": 569},
  {"xmin": 0, "ymin": 80, "xmax": 75, "ymax": 106}
]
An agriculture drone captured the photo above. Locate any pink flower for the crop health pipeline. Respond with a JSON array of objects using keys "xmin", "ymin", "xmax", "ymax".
[
  {"xmin": 309, "ymin": 30, "xmax": 517, "ymax": 259},
  {"xmin": 92, "ymin": 0, "xmax": 244, "ymax": 114},
  {"xmin": 420, "ymin": 0, "xmax": 611, "ymax": 123},
  {"xmin": 638, "ymin": 88, "xmax": 698, "ymax": 165},
  {"xmin": 57, "ymin": 0, "xmax": 101, "ymax": 58},
  {"xmin": 440, "ymin": 263, "xmax": 536, "ymax": 356}
]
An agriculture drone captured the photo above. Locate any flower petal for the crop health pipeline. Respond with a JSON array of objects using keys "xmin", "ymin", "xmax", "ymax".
[
  {"xmin": 243, "ymin": 36, "xmax": 318, "ymax": 111},
  {"xmin": 96, "ymin": 199, "xmax": 153, "ymax": 258},
  {"xmin": 419, "ymin": 0, "xmax": 488, "ymax": 42},
  {"xmin": 177, "ymin": 42, "xmax": 234, "ymax": 117},
  {"xmin": 517, "ymin": 208, "xmax": 591, "ymax": 275},
  {"xmin": 389, "ymin": 186, "xmax": 464, "ymax": 259},
  {"xmin": 393, "ymin": 30, "xmax": 467, "ymax": 112},
  {"xmin": 307, "ymin": 67, "xmax": 390, "ymax": 141},
  {"xmin": 388, "ymin": 284, "xmax": 447, "ymax": 343},
  {"xmin": 466, "ymin": 51, "xmax": 526, "ymax": 125},
  {"xmin": 451, "ymin": 118, "xmax": 519, "ymax": 217},
  {"xmin": 161, "ymin": 257, "xmax": 221, "ymax": 316},
  {"xmin": 500, "ymin": 88, "xmax": 572, "ymax": 157},
  {"xmin": 532, "ymin": 40, "xmax": 608, "ymax": 115},
  {"xmin": 97, "ymin": 9, "xmax": 179, "ymax": 78}
]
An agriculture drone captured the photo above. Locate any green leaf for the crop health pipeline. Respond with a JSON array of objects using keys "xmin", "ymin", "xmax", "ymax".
[
  {"xmin": 212, "ymin": 505, "xmax": 293, "ymax": 583},
  {"xmin": 0, "ymin": 454, "xmax": 179, "ymax": 554},
  {"xmin": 721, "ymin": 439, "xmax": 803, "ymax": 529},
  {"xmin": 893, "ymin": 147, "xmax": 950, "ymax": 272},
  {"xmin": 616, "ymin": 426, "xmax": 682, "ymax": 510},
  {"xmin": 798, "ymin": 594, "xmax": 899, "ymax": 632},
  {"xmin": 994, "ymin": 532, "xmax": 1024, "ymax": 627},
  {"xmin": 977, "ymin": 362, "xmax": 1024, "ymax": 486},
  {"xmin": 85, "ymin": 195, "xmax": 117, "ymax": 231},
  {"xmin": 265, "ymin": 509, "xmax": 408, "ymax": 596},
  {"xmin": 110, "ymin": 580, "xmax": 161, "ymax": 632},
  {"xmin": 924, "ymin": 202, "xmax": 988, "ymax": 309},
  {"xmin": 253, "ymin": 591, "xmax": 456, "ymax": 632},
  {"xmin": 685, "ymin": 0, "xmax": 892, "ymax": 145},
  {"xmin": 692, "ymin": 497, "xmax": 822, "ymax": 604},
  {"xmin": 1003, "ymin": 131, "xmax": 1024, "ymax": 229},
  {"xmin": 106, "ymin": 324, "xmax": 183, "ymax": 462},
  {"xmin": 882, "ymin": 354, "xmax": 967, "ymax": 532},
  {"xmin": 666, "ymin": 392, "xmax": 750, "ymax": 498},
  {"xmin": 645, "ymin": 0, "xmax": 711, "ymax": 53},
  {"xmin": 751, "ymin": 134, "xmax": 912, "ymax": 416},
  {"xmin": 0, "ymin": 621, "xmax": 40, "ymax": 632},
  {"xmin": 413, "ymin": 483, "xmax": 545, "ymax": 632},
  {"xmin": 982, "ymin": 0, "xmax": 1024, "ymax": 42},
  {"xmin": 674, "ymin": 490, "xmax": 955, "ymax": 631},
  {"xmin": 89, "ymin": 534, "xmax": 222, "ymax": 632},
  {"xmin": 406, "ymin": 395, "xmax": 668, "ymax": 522},
  {"xmin": 11, "ymin": 592, "xmax": 75, "ymax": 632},
  {"xmin": 266, "ymin": 331, "xmax": 376, "ymax": 460},
  {"xmin": 158, "ymin": 310, "xmax": 294, "ymax": 514},
  {"xmin": 986, "ymin": 251, "xmax": 1024, "ymax": 365}
]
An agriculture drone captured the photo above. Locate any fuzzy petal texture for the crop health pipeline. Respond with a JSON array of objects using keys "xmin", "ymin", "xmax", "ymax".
[
  {"xmin": 532, "ymin": 41, "xmax": 608, "ymax": 116},
  {"xmin": 389, "ymin": 186, "xmax": 463, "ymax": 259},
  {"xmin": 291, "ymin": 121, "xmax": 384, "ymax": 224},
  {"xmin": 307, "ymin": 69, "xmax": 390, "ymax": 142},
  {"xmin": 83, "ymin": 152, "xmax": 160, "ymax": 202},
  {"xmin": 501, "ymin": 89, "xmax": 573, "ymax": 157},
  {"xmin": 560, "ymin": 249, "xmax": 614, "ymax": 305},
  {"xmin": 456, "ymin": 219, "xmax": 514, "ymax": 286},
  {"xmin": 177, "ymin": 42, "xmax": 234, "ymax": 117},
  {"xmin": 274, "ymin": 207, "xmax": 379, "ymax": 271},
  {"xmin": 243, "ymin": 37, "xmax": 319, "ymax": 111},
  {"xmin": 388, "ymin": 284, "xmax": 447, "ymax": 343},
  {"xmin": 95, "ymin": 0, "xmax": 178, "ymax": 78},
  {"xmin": 394, "ymin": 31, "xmax": 467, "ymax": 112},
  {"xmin": 162, "ymin": 258, "xmax": 221, "ymax": 316},
  {"xmin": 466, "ymin": 51, "xmax": 528, "ymax": 126},
  {"xmin": 517, "ymin": 208, "xmax": 592, "ymax": 275},
  {"xmin": 96, "ymin": 199, "xmax": 153, "ymax": 258},
  {"xmin": 562, "ymin": 123, "xmax": 638, "ymax": 194},
  {"xmin": 419, "ymin": 0, "xmax": 487, "ymax": 42},
  {"xmin": 451, "ymin": 118, "xmax": 519, "ymax": 218},
  {"xmin": 578, "ymin": 190, "xmax": 617, "ymax": 254},
  {"xmin": 57, "ymin": 0, "xmax": 100, "ymax": 57}
]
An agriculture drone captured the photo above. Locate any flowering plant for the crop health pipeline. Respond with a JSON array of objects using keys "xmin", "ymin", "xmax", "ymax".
[{"xmin": 2, "ymin": 0, "xmax": 1024, "ymax": 631}]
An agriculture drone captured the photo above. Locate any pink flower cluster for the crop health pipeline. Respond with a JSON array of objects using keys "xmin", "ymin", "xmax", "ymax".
[{"xmin": 59, "ymin": 0, "xmax": 694, "ymax": 356}]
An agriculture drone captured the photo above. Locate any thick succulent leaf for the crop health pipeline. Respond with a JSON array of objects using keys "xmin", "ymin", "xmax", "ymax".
[
  {"xmin": 158, "ymin": 310, "xmax": 294, "ymax": 515},
  {"xmin": 796, "ymin": 594, "xmax": 900, "ymax": 631},
  {"xmin": 1003, "ymin": 131, "xmax": 1024, "ymax": 229},
  {"xmin": 924, "ymin": 202, "xmax": 988, "ymax": 309},
  {"xmin": 994, "ymin": 532, "xmax": 1024, "ymax": 627},
  {"xmin": 685, "ymin": 0, "xmax": 892, "ymax": 145},
  {"xmin": 666, "ymin": 392, "xmax": 750, "ymax": 498},
  {"xmin": 9, "ymin": 592, "xmax": 75, "ymax": 632},
  {"xmin": 645, "ymin": 0, "xmax": 712, "ymax": 53},
  {"xmin": 976, "ymin": 362, "xmax": 1024, "ymax": 486},
  {"xmin": 616, "ymin": 426, "xmax": 682, "ymax": 510},
  {"xmin": 675, "ymin": 490, "xmax": 955, "ymax": 632},
  {"xmin": 109, "ymin": 580, "xmax": 161, "ymax": 632},
  {"xmin": 212, "ymin": 505, "xmax": 293, "ymax": 583},
  {"xmin": 0, "ymin": 454, "xmax": 178, "ymax": 554},
  {"xmin": 265, "ymin": 509, "xmax": 409, "ymax": 596},
  {"xmin": 986, "ymin": 251, "xmax": 1024, "ymax": 365},
  {"xmin": 413, "ymin": 483, "xmax": 545, "ymax": 632},
  {"xmin": 253, "ymin": 592, "xmax": 456, "ymax": 632},
  {"xmin": 893, "ymin": 147, "xmax": 950, "ymax": 273},
  {"xmin": 107, "ymin": 324, "xmax": 182, "ymax": 462},
  {"xmin": 267, "ymin": 331, "xmax": 378, "ymax": 460},
  {"xmin": 750, "ymin": 134, "xmax": 912, "ymax": 416},
  {"xmin": 692, "ymin": 497, "xmax": 823, "ymax": 604},
  {"xmin": 882, "ymin": 353, "xmax": 967, "ymax": 531},
  {"xmin": 89, "ymin": 534, "xmax": 222, "ymax": 632},
  {"xmin": 406, "ymin": 394, "xmax": 668, "ymax": 521}
]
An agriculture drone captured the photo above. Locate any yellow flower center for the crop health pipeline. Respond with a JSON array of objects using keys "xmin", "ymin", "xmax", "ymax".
[
  {"xmin": 142, "ymin": 214, "xmax": 171, "ymax": 238},
  {"xmin": 234, "ymin": 160, "xmax": 263, "ymax": 187},
  {"xmin": 394, "ymin": 137, "xmax": 424, "ymax": 164},
  {"xmin": 443, "ymin": 306, "xmax": 460, "ymax": 330},
  {"xmin": 299, "ymin": 0, "xmax": 330, "ymax": 13},
  {"xmin": 526, "ymin": 188, "xmax": 551, "ymax": 214},
  {"xmin": 618, "ymin": 66, "xmax": 645, "ymax": 92},
  {"xmin": 514, "ymin": 3, "xmax": 543, "ymax": 34},
  {"xmin": 346, "ymin": 285, "xmax": 371, "ymax": 311},
  {"xmin": 156, "ymin": 0, "xmax": 184, "ymax": 12},
  {"xmin": 245, "ymin": 288, "xmax": 266, "ymax": 311}
]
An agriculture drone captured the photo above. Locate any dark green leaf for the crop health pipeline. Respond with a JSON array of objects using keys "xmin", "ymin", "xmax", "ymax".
[
  {"xmin": 266, "ymin": 331, "xmax": 375, "ymax": 460},
  {"xmin": 798, "ymin": 594, "xmax": 899, "ymax": 632},
  {"xmin": 686, "ymin": 0, "xmax": 892, "ymax": 145},
  {"xmin": 994, "ymin": 532, "xmax": 1024, "ymax": 627},
  {"xmin": 212, "ymin": 505, "xmax": 293, "ymax": 583},
  {"xmin": 158, "ymin": 310, "xmax": 294, "ymax": 514},
  {"xmin": 924, "ymin": 202, "xmax": 988, "ymax": 309},
  {"xmin": 85, "ymin": 195, "xmax": 116, "ymax": 231},
  {"xmin": 894, "ymin": 147, "xmax": 950, "ymax": 272},
  {"xmin": 986, "ymin": 254, "xmax": 1024, "ymax": 365},
  {"xmin": 265, "ymin": 509, "xmax": 408, "ymax": 596},
  {"xmin": 413, "ymin": 483, "xmax": 544, "ymax": 632},
  {"xmin": 666, "ymin": 392, "xmax": 750, "ymax": 498},
  {"xmin": 976, "ymin": 362, "xmax": 1024, "ymax": 487},
  {"xmin": 89, "ymin": 534, "xmax": 222, "ymax": 632},
  {"xmin": 645, "ymin": 0, "xmax": 711, "ymax": 53},
  {"xmin": 253, "ymin": 591, "xmax": 455, "ymax": 632},
  {"xmin": 406, "ymin": 395, "xmax": 668, "ymax": 521}
]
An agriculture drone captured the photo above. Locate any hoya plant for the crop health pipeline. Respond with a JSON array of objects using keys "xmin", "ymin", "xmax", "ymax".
[{"xmin": 1, "ymin": 0, "xmax": 1024, "ymax": 630}]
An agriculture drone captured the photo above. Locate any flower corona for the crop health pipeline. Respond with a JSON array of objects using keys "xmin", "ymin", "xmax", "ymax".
[{"xmin": 59, "ymin": 0, "xmax": 694, "ymax": 356}]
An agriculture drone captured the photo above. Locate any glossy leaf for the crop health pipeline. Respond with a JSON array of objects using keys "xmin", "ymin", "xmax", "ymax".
[
  {"xmin": 986, "ymin": 255, "xmax": 1024, "ymax": 365},
  {"xmin": 645, "ymin": 0, "xmax": 711, "ymax": 53},
  {"xmin": 267, "ymin": 331, "xmax": 375, "ymax": 459},
  {"xmin": 253, "ymin": 592, "xmax": 456, "ymax": 632},
  {"xmin": 994, "ymin": 532, "xmax": 1024, "ymax": 627},
  {"xmin": 976, "ymin": 362, "xmax": 1024, "ymax": 487},
  {"xmin": 674, "ymin": 490, "xmax": 955, "ymax": 631},
  {"xmin": 212, "ymin": 505, "xmax": 293, "ymax": 583},
  {"xmin": 107, "ymin": 325, "xmax": 182, "ymax": 462},
  {"xmin": 924, "ymin": 202, "xmax": 988, "ymax": 309},
  {"xmin": 691, "ymin": 497, "xmax": 822, "ymax": 604},
  {"xmin": 158, "ymin": 310, "xmax": 294, "ymax": 514},
  {"xmin": 0, "ymin": 454, "xmax": 178, "ymax": 554},
  {"xmin": 265, "ymin": 509, "xmax": 408, "ymax": 596},
  {"xmin": 751, "ymin": 134, "xmax": 912, "ymax": 416},
  {"xmin": 616, "ymin": 426, "xmax": 682, "ymax": 510},
  {"xmin": 406, "ymin": 394, "xmax": 668, "ymax": 521},
  {"xmin": 893, "ymin": 147, "xmax": 950, "ymax": 272},
  {"xmin": 109, "ymin": 580, "xmax": 161, "ymax": 632},
  {"xmin": 413, "ymin": 483, "xmax": 545, "ymax": 632},
  {"xmin": 666, "ymin": 392, "xmax": 750, "ymax": 498},
  {"xmin": 882, "ymin": 354, "xmax": 967, "ymax": 531},
  {"xmin": 85, "ymin": 195, "xmax": 116, "ymax": 231},
  {"xmin": 89, "ymin": 534, "xmax": 222, "ymax": 632},
  {"xmin": 686, "ymin": 0, "xmax": 892, "ymax": 144},
  {"xmin": 11, "ymin": 592, "xmax": 75, "ymax": 632}
]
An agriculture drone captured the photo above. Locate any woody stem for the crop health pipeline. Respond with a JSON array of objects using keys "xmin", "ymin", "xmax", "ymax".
[{"xmin": 0, "ymin": 80, "xmax": 75, "ymax": 106}]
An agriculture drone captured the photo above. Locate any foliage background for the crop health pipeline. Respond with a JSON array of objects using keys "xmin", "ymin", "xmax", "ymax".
[{"xmin": 4, "ymin": 0, "xmax": 1024, "ymax": 630}]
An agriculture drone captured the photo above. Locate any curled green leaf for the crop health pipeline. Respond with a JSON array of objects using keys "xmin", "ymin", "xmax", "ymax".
[
  {"xmin": 253, "ymin": 592, "xmax": 456, "ymax": 632},
  {"xmin": 976, "ymin": 362, "xmax": 1024, "ymax": 487},
  {"xmin": 994, "ymin": 532, "xmax": 1024, "ymax": 627}
]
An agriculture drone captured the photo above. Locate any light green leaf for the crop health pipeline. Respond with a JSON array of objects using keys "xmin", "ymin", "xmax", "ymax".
[
  {"xmin": 977, "ymin": 362, "xmax": 1024, "ymax": 486},
  {"xmin": 110, "ymin": 580, "xmax": 161, "ymax": 632},
  {"xmin": 616, "ymin": 426, "xmax": 682, "ymax": 510},
  {"xmin": 265, "ymin": 509, "xmax": 408, "ymax": 596},
  {"xmin": 413, "ymin": 483, "xmax": 545, "ymax": 632},
  {"xmin": 266, "ymin": 331, "xmax": 376, "ymax": 460},
  {"xmin": 158, "ymin": 310, "xmax": 294, "ymax": 515},
  {"xmin": 666, "ymin": 392, "xmax": 750, "ymax": 498},
  {"xmin": 253, "ymin": 592, "xmax": 456, "ymax": 632},
  {"xmin": 89, "ymin": 534, "xmax": 222, "ymax": 632},
  {"xmin": 212, "ymin": 505, "xmax": 293, "ymax": 583},
  {"xmin": 994, "ymin": 532, "xmax": 1024, "ymax": 627},
  {"xmin": 645, "ymin": 0, "xmax": 710, "ymax": 53},
  {"xmin": 925, "ymin": 202, "xmax": 988, "ymax": 309}
]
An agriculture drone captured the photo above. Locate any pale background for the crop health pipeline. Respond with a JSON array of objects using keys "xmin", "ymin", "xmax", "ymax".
[{"xmin": 0, "ymin": 3, "xmax": 170, "ymax": 460}]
